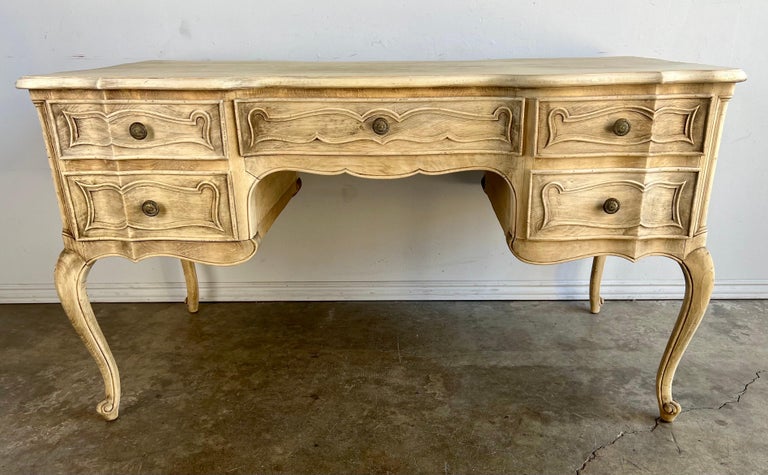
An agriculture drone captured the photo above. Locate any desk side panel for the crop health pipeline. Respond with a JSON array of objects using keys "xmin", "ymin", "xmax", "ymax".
[{"xmin": 29, "ymin": 93, "xmax": 76, "ymax": 239}]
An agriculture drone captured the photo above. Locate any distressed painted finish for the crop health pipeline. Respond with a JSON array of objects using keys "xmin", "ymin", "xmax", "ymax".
[{"xmin": 17, "ymin": 58, "xmax": 744, "ymax": 421}]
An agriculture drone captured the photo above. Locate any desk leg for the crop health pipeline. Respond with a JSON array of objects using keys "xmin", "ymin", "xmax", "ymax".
[
  {"xmin": 180, "ymin": 259, "xmax": 199, "ymax": 313},
  {"xmin": 589, "ymin": 256, "xmax": 606, "ymax": 314},
  {"xmin": 54, "ymin": 249, "xmax": 120, "ymax": 421},
  {"xmin": 657, "ymin": 247, "xmax": 714, "ymax": 422}
]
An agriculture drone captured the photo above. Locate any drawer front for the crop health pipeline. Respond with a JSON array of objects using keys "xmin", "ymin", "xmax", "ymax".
[
  {"xmin": 536, "ymin": 97, "xmax": 709, "ymax": 157},
  {"xmin": 49, "ymin": 101, "xmax": 226, "ymax": 159},
  {"xmin": 527, "ymin": 169, "xmax": 698, "ymax": 240},
  {"xmin": 64, "ymin": 173, "xmax": 235, "ymax": 241},
  {"xmin": 235, "ymin": 98, "xmax": 523, "ymax": 156}
]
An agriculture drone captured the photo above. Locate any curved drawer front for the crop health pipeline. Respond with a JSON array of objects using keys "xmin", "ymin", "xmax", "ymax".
[
  {"xmin": 64, "ymin": 173, "xmax": 235, "ymax": 241},
  {"xmin": 527, "ymin": 169, "xmax": 698, "ymax": 240},
  {"xmin": 49, "ymin": 101, "xmax": 226, "ymax": 159},
  {"xmin": 536, "ymin": 97, "xmax": 709, "ymax": 157},
  {"xmin": 235, "ymin": 98, "xmax": 523, "ymax": 156}
]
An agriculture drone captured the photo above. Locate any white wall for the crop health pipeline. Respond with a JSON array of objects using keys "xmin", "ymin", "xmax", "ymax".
[{"xmin": 1, "ymin": 0, "xmax": 765, "ymax": 302}]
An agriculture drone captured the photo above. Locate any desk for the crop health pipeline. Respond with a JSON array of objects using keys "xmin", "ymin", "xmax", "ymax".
[{"xmin": 17, "ymin": 57, "xmax": 745, "ymax": 421}]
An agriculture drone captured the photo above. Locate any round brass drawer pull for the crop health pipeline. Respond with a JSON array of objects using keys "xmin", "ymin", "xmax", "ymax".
[
  {"xmin": 603, "ymin": 197, "xmax": 621, "ymax": 214},
  {"xmin": 372, "ymin": 117, "xmax": 390, "ymax": 135},
  {"xmin": 129, "ymin": 122, "xmax": 148, "ymax": 140},
  {"xmin": 141, "ymin": 200, "xmax": 160, "ymax": 217},
  {"xmin": 612, "ymin": 118, "xmax": 631, "ymax": 136}
]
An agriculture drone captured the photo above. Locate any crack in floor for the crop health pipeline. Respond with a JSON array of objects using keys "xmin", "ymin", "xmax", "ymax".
[
  {"xmin": 718, "ymin": 370, "xmax": 764, "ymax": 410},
  {"xmin": 575, "ymin": 419, "xmax": 661, "ymax": 475},
  {"xmin": 685, "ymin": 370, "xmax": 765, "ymax": 414},
  {"xmin": 575, "ymin": 369, "xmax": 765, "ymax": 474}
]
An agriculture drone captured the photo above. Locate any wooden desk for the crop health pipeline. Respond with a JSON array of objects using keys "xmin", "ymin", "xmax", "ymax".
[{"xmin": 17, "ymin": 57, "xmax": 745, "ymax": 421}]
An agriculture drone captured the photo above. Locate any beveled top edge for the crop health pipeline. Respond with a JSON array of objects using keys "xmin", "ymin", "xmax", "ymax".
[{"xmin": 16, "ymin": 57, "xmax": 747, "ymax": 90}]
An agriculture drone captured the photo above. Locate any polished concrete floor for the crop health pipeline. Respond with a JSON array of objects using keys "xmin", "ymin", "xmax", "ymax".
[{"xmin": 0, "ymin": 299, "xmax": 765, "ymax": 474}]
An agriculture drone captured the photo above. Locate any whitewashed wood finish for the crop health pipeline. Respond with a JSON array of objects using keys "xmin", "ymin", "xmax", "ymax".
[
  {"xmin": 16, "ymin": 57, "xmax": 746, "ymax": 90},
  {"xmin": 235, "ymin": 98, "xmax": 523, "ymax": 156},
  {"xmin": 527, "ymin": 169, "xmax": 698, "ymax": 241},
  {"xmin": 589, "ymin": 255, "xmax": 607, "ymax": 314},
  {"xmin": 63, "ymin": 172, "xmax": 236, "ymax": 241},
  {"xmin": 54, "ymin": 249, "xmax": 120, "ymax": 420},
  {"xmin": 657, "ymin": 247, "xmax": 715, "ymax": 422},
  {"xmin": 17, "ymin": 58, "xmax": 744, "ymax": 422},
  {"xmin": 536, "ymin": 97, "xmax": 709, "ymax": 157},
  {"xmin": 180, "ymin": 260, "xmax": 199, "ymax": 314},
  {"xmin": 49, "ymin": 101, "xmax": 227, "ymax": 159}
]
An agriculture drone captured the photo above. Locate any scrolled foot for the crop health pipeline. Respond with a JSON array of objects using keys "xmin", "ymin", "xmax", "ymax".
[
  {"xmin": 660, "ymin": 399, "xmax": 682, "ymax": 422},
  {"xmin": 97, "ymin": 397, "xmax": 120, "ymax": 421}
]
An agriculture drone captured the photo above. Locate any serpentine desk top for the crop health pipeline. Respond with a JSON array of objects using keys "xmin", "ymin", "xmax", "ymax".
[{"xmin": 17, "ymin": 56, "xmax": 746, "ymax": 90}]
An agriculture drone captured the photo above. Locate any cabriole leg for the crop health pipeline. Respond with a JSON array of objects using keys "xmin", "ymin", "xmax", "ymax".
[
  {"xmin": 657, "ymin": 247, "xmax": 714, "ymax": 422},
  {"xmin": 589, "ymin": 256, "xmax": 607, "ymax": 314},
  {"xmin": 54, "ymin": 249, "xmax": 120, "ymax": 420},
  {"xmin": 181, "ymin": 259, "xmax": 199, "ymax": 313}
]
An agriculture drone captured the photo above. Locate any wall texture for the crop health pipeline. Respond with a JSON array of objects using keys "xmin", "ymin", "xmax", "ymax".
[{"xmin": 1, "ymin": 0, "xmax": 765, "ymax": 302}]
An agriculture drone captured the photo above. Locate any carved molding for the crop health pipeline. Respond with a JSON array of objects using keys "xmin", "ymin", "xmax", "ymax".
[
  {"xmin": 540, "ymin": 179, "xmax": 687, "ymax": 230},
  {"xmin": 546, "ymin": 105, "xmax": 700, "ymax": 148},
  {"xmin": 75, "ymin": 180, "xmax": 223, "ymax": 232},
  {"xmin": 235, "ymin": 98, "xmax": 523, "ymax": 156},
  {"xmin": 245, "ymin": 105, "xmax": 514, "ymax": 147},
  {"xmin": 62, "ymin": 109, "xmax": 215, "ymax": 150}
]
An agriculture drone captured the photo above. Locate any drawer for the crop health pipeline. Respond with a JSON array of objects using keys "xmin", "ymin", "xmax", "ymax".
[
  {"xmin": 535, "ymin": 97, "xmax": 709, "ymax": 157},
  {"xmin": 49, "ymin": 101, "xmax": 226, "ymax": 159},
  {"xmin": 235, "ymin": 98, "xmax": 523, "ymax": 156},
  {"xmin": 527, "ymin": 169, "xmax": 698, "ymax": 240},
  {"xmin": 64, "ymin": 173, "xmax": 236, "ymax": 241}
]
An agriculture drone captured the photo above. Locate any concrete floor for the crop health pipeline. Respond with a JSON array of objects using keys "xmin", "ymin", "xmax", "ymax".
[{"xmin": 0, "ymin": 299, "xmax": 765, "ymax": 474}]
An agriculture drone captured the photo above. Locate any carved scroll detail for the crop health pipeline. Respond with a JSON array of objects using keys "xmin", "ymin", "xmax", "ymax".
[
  {"xmin": 541, "ymin": 179, "xmax": 687, "ymax": 230},
  {"xmin": 62, "ymin": 109, "xmax": 215, "ymax": 150},
  {"xmin": 246, "ymin": 106, "xmax": 514, "ymax": 147},
  {"xmin": 546, "ymin": 105, "xmax": 700, "ymax": 148},
  {"xmin": 75, "ymin": 180, "xmax": 223, "ymax": 232}
]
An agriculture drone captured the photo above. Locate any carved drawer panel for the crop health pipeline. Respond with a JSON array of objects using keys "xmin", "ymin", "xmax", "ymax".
[
  {"xmin": 235, "ymin": 98, "xmax": 523, "ymax": 156},
  {"xmin": 49, "ymin": 101, "xmax": 226, "ymax": 159},
  {"xmin": 536, "ymin": 97, "xmax": 709, "ymax": 157},
  {"xmin": 64, "ymin": 173, "xmax": 235, "ymax": 241},
  {"xmin": 527, "ymin": 169, "xmax": 698, "ymax": 240}
]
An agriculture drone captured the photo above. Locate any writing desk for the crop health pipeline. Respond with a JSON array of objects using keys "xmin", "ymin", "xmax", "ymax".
[{"xmin": 17, "ymin": 57, "xmax": 745, "ymax": 421}]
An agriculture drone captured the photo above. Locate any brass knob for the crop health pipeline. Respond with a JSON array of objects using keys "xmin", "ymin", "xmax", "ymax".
[
  {"xmin": 372, "ymin": 117, "xmax": 390, "ymax": 135},
  {"xmin": 603, "ymin": 198, "xmax": 620, "ymax": 214},
  {"xmin": 612, "ymin": 118, "xmax": 631, "ymax": 136},
  {"xmin": 129, "ymin": 122, "xmax": 148, "ymax": 140},
  {"xmin": 141, "ymin": 200, "xmax": 159, "ymax": 217}
]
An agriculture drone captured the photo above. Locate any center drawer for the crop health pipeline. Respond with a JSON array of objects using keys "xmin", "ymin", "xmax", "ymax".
[
  {"xmin": 526, "ymin": 168, "xmax": 699, "ymax": 241},
  {"xmin": 63, "ymin": 172, "xmax": 236, "ymax": 241},
  {"xmin": 235, "ymin": 98, "xmax": 523, "ymax": 156}
]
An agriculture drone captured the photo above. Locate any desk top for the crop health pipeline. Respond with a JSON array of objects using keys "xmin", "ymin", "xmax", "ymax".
[{"xmin": 16, "ymin": 57, "xmax": 746, "ymax": 90}]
